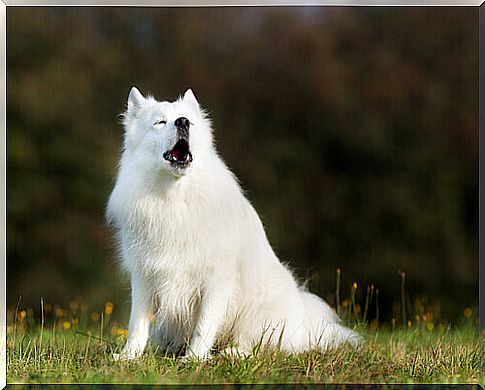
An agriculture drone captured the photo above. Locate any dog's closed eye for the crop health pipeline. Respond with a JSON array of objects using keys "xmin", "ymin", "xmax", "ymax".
[{"xmin": 154, "ymin": 119, "xmax": 167, "ymax": 126}]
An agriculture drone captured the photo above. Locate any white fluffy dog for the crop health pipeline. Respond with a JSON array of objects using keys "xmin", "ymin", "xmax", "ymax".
[{"xmin": 107, "ymin": 87, "xmax": 360, "ymax": 360}]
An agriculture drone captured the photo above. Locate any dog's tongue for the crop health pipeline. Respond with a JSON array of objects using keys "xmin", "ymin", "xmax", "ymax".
[
  {"xmin": 171, "ymin": 149, "xmax": 184, "ymax": 161},
  {"xmin": 164, "ymin": 138, "xmax": 192, "ymax": 163}
]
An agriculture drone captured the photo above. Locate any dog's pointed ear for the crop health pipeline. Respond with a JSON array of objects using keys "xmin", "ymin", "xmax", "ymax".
[
  {"xmin": 183, "ymin": 88, "xmax": 199, "ymax": 112},
  {"xmin": 127, "ymin": 86, "xmax": 146, "ymax": 111}
]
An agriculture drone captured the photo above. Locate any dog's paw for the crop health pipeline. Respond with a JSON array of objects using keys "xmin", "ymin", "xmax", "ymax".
[
  {"xmin": 220, "ymin": 347, "xmax": 252, "ymax": 359},
  {"xmin": 348, "ymin": 332, "xmax": 364, "ymax": 349},
  {"xmin": 112, "ymin": 353, "xmax": 123, "ymax": 361},
  {"xmin": 180, "ymin": 352, "xmax": 212, "ymax": 363},
  {"xmin": 112, "ymin": 350, "xmax": 141, "ymax": 361},
  {"xmin": 179, "ymin": 355, "xmax": 193, "ymax": 363}
]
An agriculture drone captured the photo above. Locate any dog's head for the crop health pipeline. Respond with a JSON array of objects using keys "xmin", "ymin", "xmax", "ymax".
[{"xmin": 121, "ymin": 87, "xmax": 212, "ymax": 177}]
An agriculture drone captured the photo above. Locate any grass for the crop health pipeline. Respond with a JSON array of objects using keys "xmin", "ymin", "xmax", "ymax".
[
  {"xmin": 7, "ymin": 271, "xmax": 483, "ymax": 385},
  {"xmin": 7, "ymin": 320, "xmax": 483, "ymax": 384}
]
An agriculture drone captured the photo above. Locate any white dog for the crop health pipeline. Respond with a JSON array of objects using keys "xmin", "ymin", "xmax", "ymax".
[{"xmin": 107, "ymin": 87, "xmax": 360, "ymax": 360}]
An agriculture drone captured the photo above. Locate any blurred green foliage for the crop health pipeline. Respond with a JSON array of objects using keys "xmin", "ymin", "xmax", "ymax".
[{"xmin": 7, "ymin": 7, "xmax": 477, "ymax": 323}]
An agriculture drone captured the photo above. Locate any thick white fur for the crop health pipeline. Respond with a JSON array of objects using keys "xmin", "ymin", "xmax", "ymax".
[{"xmin": 107, "ymin": 87, "xmax": 360, "ymax": 360}]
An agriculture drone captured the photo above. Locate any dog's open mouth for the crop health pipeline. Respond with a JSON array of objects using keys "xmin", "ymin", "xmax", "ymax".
[{"xmin": 163, "ymin": 138, "xmax": 193, "ymax": 168}]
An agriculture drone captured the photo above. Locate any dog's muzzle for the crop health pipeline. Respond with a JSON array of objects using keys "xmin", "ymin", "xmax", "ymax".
[{"xmin": 163, "ymin": 117, "xmax": 193, "ymax": 168}]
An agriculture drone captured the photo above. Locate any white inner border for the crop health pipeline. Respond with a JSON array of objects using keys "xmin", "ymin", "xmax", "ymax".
[
  {"xmin": 1, "ymin": 3, "xmax": 481, "ymax": 389},
  {"xmin": 1, "ymin": 2, "xmax": 5, "ymax": 389},
  {"xmin": 2, "ymin": 0, "xmax": 484, "ymax": 6}
]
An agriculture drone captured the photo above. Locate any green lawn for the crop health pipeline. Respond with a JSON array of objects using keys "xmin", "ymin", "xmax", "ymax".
[{"xmin": 7, "ymin": 323, "xmax": 483, "ymax": 384}]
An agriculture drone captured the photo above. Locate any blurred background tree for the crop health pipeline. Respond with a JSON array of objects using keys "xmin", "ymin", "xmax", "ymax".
[{"xmin": 7, "ymin": 7, "xmax": 477, "ymax": 324}]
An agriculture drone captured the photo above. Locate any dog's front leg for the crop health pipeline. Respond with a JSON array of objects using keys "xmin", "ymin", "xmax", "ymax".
[
  {"xmin": 115, "ymin": 272, "xmax": 152, "ymax": 360},
  {"xmin": 185, "ymin": 285, "xmax": 232, "ymax": 360}
]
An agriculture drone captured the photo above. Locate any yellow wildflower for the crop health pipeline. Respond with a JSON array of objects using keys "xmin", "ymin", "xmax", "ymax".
[{"xmin": 104, "ymin": 302, "xmax": 114, "ymax": 315}]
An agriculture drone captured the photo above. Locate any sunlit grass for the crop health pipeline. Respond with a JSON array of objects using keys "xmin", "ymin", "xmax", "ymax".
[
  {"xmin": 6, "ymin": 269, "xmax": 483, "ymax": 384},
  {"xmin": 7, "ymin": 322, "xmax": 482, "ymax": 384}
]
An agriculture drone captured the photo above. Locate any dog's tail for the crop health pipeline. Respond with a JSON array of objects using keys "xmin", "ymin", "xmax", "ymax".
[{"xmin": 300, "ymin": 289, "xmax": 362, "ymax": 350}]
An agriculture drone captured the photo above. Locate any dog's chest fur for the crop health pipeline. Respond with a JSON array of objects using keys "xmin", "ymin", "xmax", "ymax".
[
  {"xmin": 118, "ymin": 190, "xmax": 208, "ymax": 334},
  {"xmin": 120, "ymin": 189, "xmax": 209, "ymax": 273},
  {"xmin": 118, "ymin": 181, "xmax": 237, "ymax": 296}
]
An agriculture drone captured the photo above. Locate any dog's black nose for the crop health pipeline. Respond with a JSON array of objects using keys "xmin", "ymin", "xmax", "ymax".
[{"xmin": 175, "ymin": 117, "xmax": 190, "ymax": 130}]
